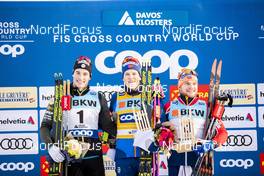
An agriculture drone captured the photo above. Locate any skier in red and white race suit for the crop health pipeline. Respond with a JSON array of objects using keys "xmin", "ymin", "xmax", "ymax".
[
  {"xmin": 133, "ymin": 68, "xmax": 228, "ymax": 176},
  {"xmin": 163, "ymin": 69, "xmax": 228, "ymax": 176}
]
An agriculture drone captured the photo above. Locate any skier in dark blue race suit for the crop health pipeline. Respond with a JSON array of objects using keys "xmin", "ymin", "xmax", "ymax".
[{"xmin": 41, "ymin": 56, "xmax": 116, "ymax": 176}]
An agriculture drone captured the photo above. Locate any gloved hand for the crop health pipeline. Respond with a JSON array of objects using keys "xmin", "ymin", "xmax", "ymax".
[
  {"xmin": 154, "ymin": 122, "xmax": 175, "ymax": 148},
  {"xmin": 64, "ymin": 139, "xmax": 83, "ymax": 159},
  {"xmin": 106, "ymin": 148, "xmax": 116, "ymax": 161},
  {"xmin": 193, "ymin": 140, "xmax": 215, "ymax": 156},
  {"xmin": 48, "ymin": 145, "xmax": 66, "ymax": 163},
  {"xmin": 133, "ymin": 130, "xmax": 154, "ymax": 152}
]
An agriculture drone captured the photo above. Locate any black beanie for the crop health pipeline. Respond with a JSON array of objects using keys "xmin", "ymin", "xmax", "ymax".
[{"xmin": 73, "ymin": 56, "xmax": 92, "ymax": 76}]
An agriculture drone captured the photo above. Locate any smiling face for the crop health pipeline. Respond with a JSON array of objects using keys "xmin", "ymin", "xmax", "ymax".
[
  {"xmin": 123, "ymin": 69, "xmax": 141, "ymax": 90},
  {"xmin": 73, "ymin": 68, "xmax": 91, "ymax": 91},
  {"xmin": 179, "ymin": 75, "xmax": 198, "ymax": 98}
]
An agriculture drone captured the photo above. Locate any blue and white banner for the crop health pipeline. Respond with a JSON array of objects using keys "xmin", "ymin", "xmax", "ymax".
[{"xmin": 0, "ymin": 1, "xmax": 263, "ymax": 175}]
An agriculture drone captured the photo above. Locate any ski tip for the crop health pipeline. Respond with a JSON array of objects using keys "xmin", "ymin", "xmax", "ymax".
[
  {"xmin": 213, "ymin": 58, "xmax": 217, "ymax": 66},
  {"xmin": 147, "ymin": 58, "xmax": 151, "ymax": 66},
  {"xmin": 54, "ymin": 73, "xmax": 58, "ymax": 80},
  {"xmin": 54, "ymin": 72, "xmax": 63, "ymax": 81},
  {"xmin": 58, "ymin": 73, "xmax": 63, "ymax": 79},
  {"xmin": 211, "ymin": 59, "xmax": 217, "ymax": 72},
  {"xmin": 216, "ymin": 60, "xmax": 222, "ymax": 75}
]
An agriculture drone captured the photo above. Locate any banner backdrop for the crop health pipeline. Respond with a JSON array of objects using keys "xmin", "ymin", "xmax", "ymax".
[{"xmin": 0, "ymin": 1, "xmax": 263, "ymax": 175}]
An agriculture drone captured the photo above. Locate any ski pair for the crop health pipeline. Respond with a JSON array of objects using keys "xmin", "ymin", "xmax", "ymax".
[
  {"xmin": 48, "ymin": 73, "xmax": 71, "ymax": 176},
  {"xmin": 139, "ymin": 59, "xmax": 166, "ymax": 176},
  {"xmin": 138, "ymin": 58, "xmax": 152, "ymax": 176},
  {"xmin": 152, "ymin": 77, "xmax": 166, "ymax": 176},
  {"xmin": 192, "ymin": 59, "xmax": 222, "ymax": 176}
]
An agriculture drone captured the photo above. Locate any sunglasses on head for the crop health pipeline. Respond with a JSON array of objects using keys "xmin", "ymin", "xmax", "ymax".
[
  {"xmin": 178, "ymin": 69, "xmax": 198, "ymax": 80},
  {"xmin": 122, "ymin": 56, "xmax": 140, "ymax": 65},
  {"xmin": 77, "ymin": 56, "xmax": 91, "ymax": 65}
]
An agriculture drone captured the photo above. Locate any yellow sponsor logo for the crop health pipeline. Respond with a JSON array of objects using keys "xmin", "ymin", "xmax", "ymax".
[
  {"xmin": 103, "ymin": 156, "xmax": 116, "ymax": 175},
  {"xmin": 219, "ymin": 84, "xmax": 256, "ymax": 105},
  {"xmin": 0, "ymin": 87, "xmax": 37, "ymax": 108}
]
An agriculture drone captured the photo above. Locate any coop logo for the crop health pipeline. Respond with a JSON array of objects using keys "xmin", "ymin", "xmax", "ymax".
[
  {"xmin": 118, "ymin": 11, "xmax": 172, "ymax": 26},
  {"xmin": 120, "ymin": 113, "xmax": 135, "ymax": 123},
  {"xmin": 69, "ymin": 129, "xmax": 95, "ymax": 137},
  {"xmin": 0, "ymin": 162, "xmax": 34, "ymax": 172},
  {"xmin": 220, "ymin": 159, "xmax": 254, "ymax": 169},
  {"xmin": 0, "ymin": 44, "xmax": 25, "ymax": 57},
  {"xmin": 95, "ymin": 49, "xmax": 198, "ymax": 80}
]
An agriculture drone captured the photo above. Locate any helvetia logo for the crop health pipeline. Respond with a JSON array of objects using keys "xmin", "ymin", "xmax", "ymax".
[
  {"xmin": 0, "ymin": 116, "xmax": 35, "ymax": 125},
  {"xmin": 27, "ymin": 116, "xmax": 35, "ymax": 125},
  {"xmin": 246, "ymin": 113, "xmax": 253, "ymax": 121},
  {"xmin": 222, "ymin": 113, "xmax": 253, "ymax": 122},
  {"xmin": 118, "ymin": 11, "xmax": 134, "ymax": 25}
]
